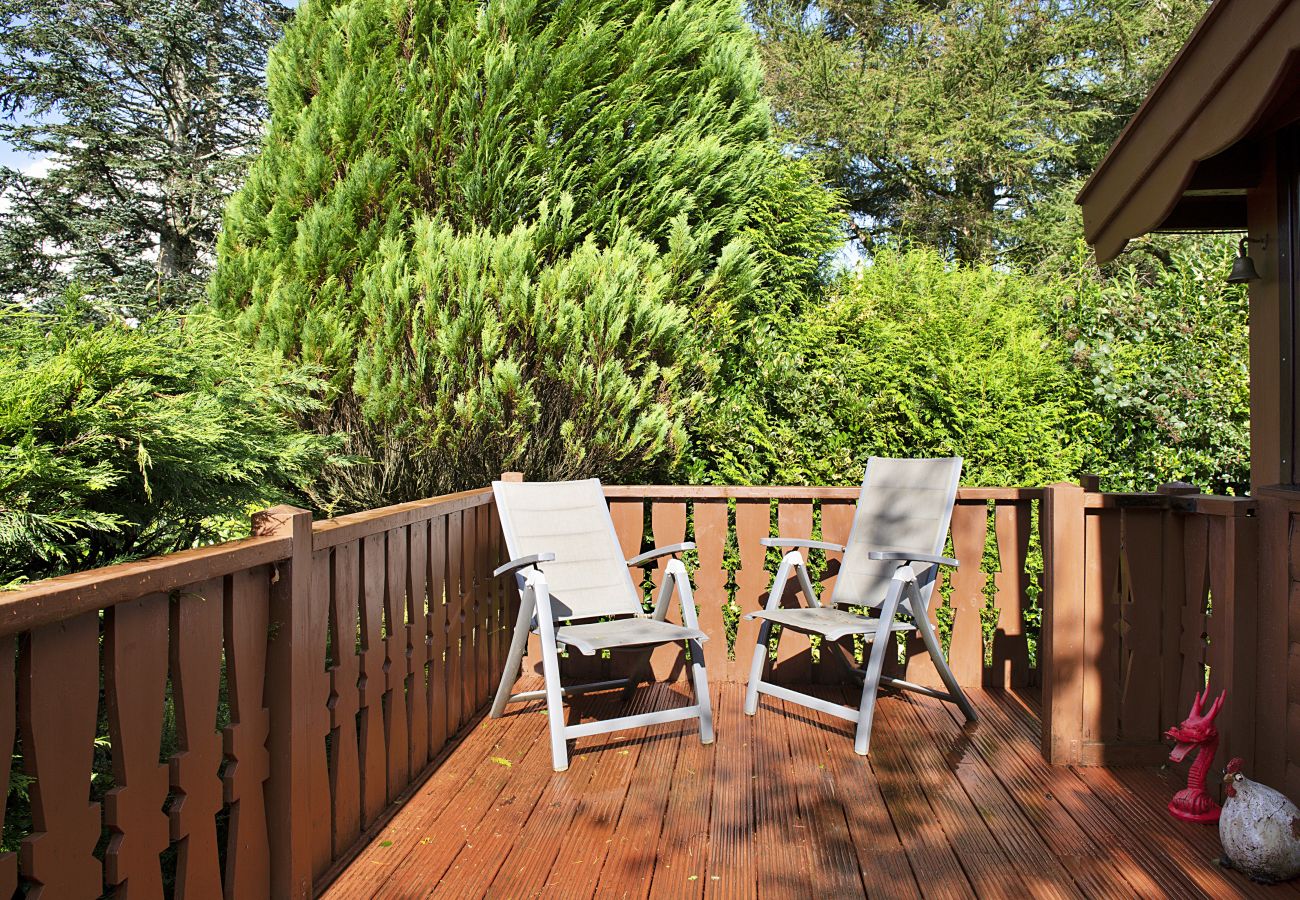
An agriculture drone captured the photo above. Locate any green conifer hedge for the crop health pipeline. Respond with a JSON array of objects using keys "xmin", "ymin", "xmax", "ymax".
[{"xmin": 212, "ymin": 0, "xmax": 841, "ymax": 508}]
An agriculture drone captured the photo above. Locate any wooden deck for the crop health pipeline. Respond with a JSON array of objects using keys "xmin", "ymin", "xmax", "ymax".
[{"xmin": 322, "ymin": 679, "xmax": 1298, "ymax": 899}]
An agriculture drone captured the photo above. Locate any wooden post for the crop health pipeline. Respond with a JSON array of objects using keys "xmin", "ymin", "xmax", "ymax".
[
  {"xmin": 1041, "ymin": 482, "xmax": 1086, "ymax": 765},
  {"xmin": 501, "ymin": 471, "xmax": 524, "ymax": 483},
  {"xmin": 254, "ymin": 505, "xmax": 314, "ymax": 899}
]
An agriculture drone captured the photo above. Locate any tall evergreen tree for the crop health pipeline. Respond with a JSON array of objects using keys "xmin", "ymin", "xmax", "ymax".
[
  {"xmin": 750, "ymin": 0, "xmax": 1207, "ymax": 262},
  {"xmin": 213, "ymin": 0, "xmax": 842, "ymax": 508},
  {"xmin": 0, "ymin": 0, "xmax": 291, "ymax": 312}
]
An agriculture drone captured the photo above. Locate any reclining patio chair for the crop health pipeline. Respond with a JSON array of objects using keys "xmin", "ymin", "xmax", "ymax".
[
  {"xmin": 489, "ymin": 478, "xmax": 714, "ymax": 771},
  {"xmin": 743, "ymin": 456, "xmax": 977, "ymax": 755}
]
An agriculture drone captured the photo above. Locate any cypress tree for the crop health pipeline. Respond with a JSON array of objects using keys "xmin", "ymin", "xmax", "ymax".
[{"xmin": 212, "ymin": 0, "xmax": 841, "ymax": 507}]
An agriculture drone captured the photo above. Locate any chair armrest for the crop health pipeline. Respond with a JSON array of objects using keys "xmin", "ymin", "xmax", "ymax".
[
  {"xmin": 760, "ymin": 537, "xmax": 846, "ymax": 552},
  {"xmin": 867, "ymin": 549, "xmax": 959, "ymax": 568},
  {"xmin": 627, "ymin": 542, "xmax": 695, "ymax": 567},
  {"xmin": 493, "ymin": 552, "xmax": 556, "ymax": 578}
]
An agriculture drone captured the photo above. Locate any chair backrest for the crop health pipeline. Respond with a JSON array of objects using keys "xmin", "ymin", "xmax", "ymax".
[
  {"xmin": 492, "ymin": 478, "xmax": 644, "ymax": 620},
  {"xmin": 830, "ymin": 457, "xmax": 962, "ymax": 616}
]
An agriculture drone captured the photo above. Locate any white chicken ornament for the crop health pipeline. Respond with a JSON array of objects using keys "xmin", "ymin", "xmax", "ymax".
[{"xmin": 1219, "ymin": 757, "xmax": 1300, "ymax": 884}]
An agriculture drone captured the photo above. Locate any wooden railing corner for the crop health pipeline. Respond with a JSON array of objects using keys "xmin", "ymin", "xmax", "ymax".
[
  {"xmin": 255, "ymin": 504, "xmax": 316, "ymax": 899},
  {"xmin": 1041, "ymin": 482, "xmax": 1087, "ymax": 765}
]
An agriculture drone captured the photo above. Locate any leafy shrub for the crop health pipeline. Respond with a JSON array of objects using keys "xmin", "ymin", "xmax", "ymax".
[
  {"xmin": 684, "ymin": 246, "xmax": 1085, "ymax": 486},
  {"xmin": 1048, "ymin": 236, "xmax": 1251, "ymax": 494},
  {"xmin": 0, "ymin": 304, "xmax": 340, "ymax": 586}
]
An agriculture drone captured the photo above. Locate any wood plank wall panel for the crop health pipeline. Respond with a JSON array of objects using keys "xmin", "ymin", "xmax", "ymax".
[
  {"xmin": 169, "ymin": 578, "xmax": 225, "ymax": 899},
  {"xmin": 224, "ymin": 568, "xmax": 272, "ymax": 897},
  {"xmin": 947, "ymin": 502, "xmax": 989, "ymax": 687},
  {"xmin": 773, "ymin": 499, "xmax": 814, "ymax": 683},
  {"xmin": 358, "ymin": 534, "xmax": 388, "ymax": 828},
  {"xmin": 817, "ymin": 500, "xmax": 861, "ymax": 684},
  {"xmin": 0, "ymin": 636, "xmax": 17, "ymax": 899},
  {"xmin": 648, "ymin": 501, "xmax": 688, "ymax": 681},
  {"xmin": 104, "ymin": 593, "xmax": 171, "ymax": 897},
  {"xmin": 383, "ymin": 526, "xmax": 411, "ymax": 800},
  {"xmin": 732, "ymin": 501, "xmax": 772, "ymax": 679},
  {"xmin": 407, "ymin": 519, "xmax": 431, "ymax": 776},
  {"xmin": 1120, "ymin": 510, "xmax": 1164, "ymax": 744},
  {"xmin": 428, "ymin": 516, "xmax": 450, "ymax": 757},
  {"xmin": 327, "ymin": 541, "xmax": 362, "ymax": 860},
  {"xmin": 18, "ymin": 611, "xmax": 102, "ymax": 898},
  {"xmin": 990, "ymin": 501, "xmax": 1031, "ymax": 687},
  {"xmin": 693, "ymin": 500, "xmax": 731, "ymax": 681},
  {"xmin": 308, "ymin": 551, "xmax": 333, "ymax": 881}
]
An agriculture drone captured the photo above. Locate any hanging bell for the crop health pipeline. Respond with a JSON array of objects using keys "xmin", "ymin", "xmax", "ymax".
[{"xmin": 1226, "ymin": 237, "xmax": 1260, "ymax": 284}]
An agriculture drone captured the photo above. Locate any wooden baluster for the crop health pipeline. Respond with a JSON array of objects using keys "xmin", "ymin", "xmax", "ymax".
[
  {"xmin": 407, "ymin": 519, "xmax": 431, "ymax": 773},
  {"xmin": 733, "ymin": 501, "xmax": 772, "ymax": 677},
  {"xmin": 947, "ymin": 501, "xmax": 988, "ymax": 687},
  {"xmin": 169, "ymin": 579, "xmax": 224, "ymax": 899},
  {"xmin": 607, "ymin": 500, "xmax": 645, "ymax": 686},
  {"xmin": 475, "ymin": 505, "xmax": 492, "ymax": 707},
  {"xmin": 691, "ymin": 500, "xmax": 729, "ymax": 681},
  {"xmin": 0, "ymin": 634, "xmax": 17, "ymax": 899},
  {"xmin": 1179, "ymin": 513, "xmax": 1211, "ymax": 711},
  {"xmin": 990, "ymin": 501, "xmax": 1031, "ymax": 688},
  {"xmin": 649, "ymin": 501, "xmax": 687, "ymax": 681},
  {"xmin": 1082, "ymin": 507, "xmax": 1120, "ymax": 750},
  {"xmin": 903, "ymin": 577, "xmax": 946, "ymax": 688},
  {"xmin": 446, "ymin": 512, "xmax": 465, "ymax": 732},
  {"xmin": 327, "ymin": 541, "xmax": 362, "ymax": 857},
  {"xmin": 1119, "ymin": 509, "xmax": 1164, "ymax": 743},
  {"xmin": 223, "ymin": 567, "xmax": 272, "ymax": 898},
  {"xmin": 774, "ymin": 499, "xmax": 813, "ymax": 683},
  {"xmin": 384, "ymin": 526, "xmax": 411, "ymax": 799},
  {"xmin": 358, "ymin": 533, "xmax": 388, "ymax": 826},
  {"xmin": 18, "ymin": 612, "xmax": 102, "ymax": 899},
  {"xmin": 818, "ymin": 500, "xmax": 859, "ymax": 683},
  {"xmin": 487, "ymin": 504, "xmax": 507, "ymax": 699},
  {"xmin": 308, "ymin": 550, "xmax": 333, "ymax": 879},
  {"xmin": 460, "ymin": 512, "xmax": 477, "ymax": 727},
  {"xmin": 428, "ymin": 516, "xmax": 450, "ymax": 755},
  {"xmin": 104, "ymin": 593, "xmax": 171, "ymax": 897}
]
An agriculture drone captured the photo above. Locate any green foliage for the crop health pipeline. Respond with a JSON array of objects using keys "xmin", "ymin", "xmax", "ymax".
[
  {"xmin": 0, "ymin": 302, "xmax": 341, "ymax": 586},
  {"xmin": 750, "ymin": 0, "xmax": 1208, "ymax": 261},
  {"xmin": 1048, "ymin": 235, "xmax": 1251, "ymax": 494},
  {"xmin": 213, "ymin": 0, "xmax": 842, "ymax": 508},
  {"xmin": 684, "ymin": 246, "xmax": 1084, "ymax": 485},
  {"xmin": 0, "ymin": 0, "xmax": 292, "ymax": 313}
]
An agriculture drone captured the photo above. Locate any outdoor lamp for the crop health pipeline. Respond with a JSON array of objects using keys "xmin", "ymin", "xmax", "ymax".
[{"xmin": 1227, "ymin": 236, "xmax": 1264, "ymax": 284}]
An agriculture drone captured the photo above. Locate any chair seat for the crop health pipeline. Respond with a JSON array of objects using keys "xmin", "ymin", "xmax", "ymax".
[
  {"xmin": 553, "ymin": 618, "xmax": 708, "ymax": 655},
  {"xmin": 744, "ymin": 606, "xmax": 915, "ymax": 642}
]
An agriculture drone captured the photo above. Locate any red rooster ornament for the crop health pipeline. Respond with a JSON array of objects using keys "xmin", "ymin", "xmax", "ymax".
[{"xmin": 1165, "ymin": 688, "xmax": 1227, "ymax": 824}]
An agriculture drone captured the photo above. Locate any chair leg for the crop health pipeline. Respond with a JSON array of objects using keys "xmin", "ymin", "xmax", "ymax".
[
  {"xmin": 490, "ymin": 589, "xmax": 534, "ymax": 718},
  {"xmin": 539, "ymin": 636, "xmax": 569, "ymax": 771},
  {"xmin": 853, "ymin": 620, "xmax": 895, "ymax": 756},
  {"xmin": 688, "ymin": 639, "xmax": 714, "ymax": 743},
  {"xmin": 914, "ymin": 596, "xmax": 977, "ymax": 723},
  {"xmin": 744, "ymin": 620, "xmax": 777, "ymax": 716}
]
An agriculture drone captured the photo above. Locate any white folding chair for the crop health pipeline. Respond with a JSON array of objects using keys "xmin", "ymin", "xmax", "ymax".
[
  {"xmin": 490, "ymin": 478, "xmax": 714, "ymax": 771},
  {"xmin": 743, "ymin": 457, "xmax": 977, "ymax": 754}
]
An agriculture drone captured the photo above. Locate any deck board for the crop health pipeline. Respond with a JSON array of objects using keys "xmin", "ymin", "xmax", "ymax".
[{"xmin": 322, "ymin": 680, "xmax": 1300, "ymax": 899}]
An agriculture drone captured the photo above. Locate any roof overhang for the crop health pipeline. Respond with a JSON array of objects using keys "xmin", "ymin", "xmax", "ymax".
[{"xmin": 1077, "ymin": 0, "xmax": 1300, "ymax": 263}]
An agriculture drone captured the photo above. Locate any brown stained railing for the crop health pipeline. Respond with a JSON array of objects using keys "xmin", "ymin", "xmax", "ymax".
[
  {"xmin": 0, "ymin": 486, "xmax": 504, "ymax": 898},
  {"xmin": 0, "ymin": 477, "xmax": 1269, "ymax": 898},
  {"xmin": 592, "ymin": 485, "xmax": 1045, "ymax": 689},
  {"xmin": 1040, "ymin": 481, "xmax": 1258, "ymax": 768}
]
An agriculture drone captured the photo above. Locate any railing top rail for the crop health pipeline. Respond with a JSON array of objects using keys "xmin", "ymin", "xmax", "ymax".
[
  {"xmin": 600, "ymin": 485, "xmax": 1045, "ymax": 502},
  {"xmin": 0, "ymin": 531, "xmax": 291, "ymax": 638},
  {"xmin": 311, "ymin": 486, "xmax": 494, "ymax": 550},
  {"xmin": 1081, "ymin": 490, "xmax": 1257, "ymax": 516}
]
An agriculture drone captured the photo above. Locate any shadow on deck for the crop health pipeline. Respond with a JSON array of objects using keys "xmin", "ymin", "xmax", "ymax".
[{"xmin": 320, "ymin": 679, "xmax": 1292, "ymax": 899}]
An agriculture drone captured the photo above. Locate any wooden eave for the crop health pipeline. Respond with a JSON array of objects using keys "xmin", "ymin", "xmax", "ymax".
[{"xmin": 1077, "ymin": 0, "xmax": 1300, "ymax": 263}]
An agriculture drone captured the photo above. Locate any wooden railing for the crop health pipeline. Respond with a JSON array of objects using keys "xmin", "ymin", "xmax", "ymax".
[
  {"xmin": 0, "ymin": 477, "xmax": 1266, "ymax": 897},
  {"xmin": 1040, "ymin": 481, "xmax": 1259, "ymax": 768},
  {"xmin": 0, "ymin": 487, "xmax": 505, "ymax": 899},
  {"xmin": 594, "ymin": 485, "xmax": 1045, "ymax": 688}
]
